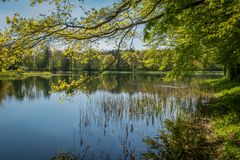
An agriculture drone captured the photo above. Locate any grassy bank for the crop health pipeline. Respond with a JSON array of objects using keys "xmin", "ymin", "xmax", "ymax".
[
  {"xmin": 0, "ymin": 71, "xmax": 66, "ymax": 80},
  {"xmin": 0, "ymin": 71, "xmax": 52, "ymax": 76},
  {"xmin": 201, "ymin": 78, "xmax": 240, "ymax": 159},
  {"xmin": 144, "ymin": 78, "xmax": 240, "ymax": 159},
  {"xmin": 0, "ymin": 71, "xmax": 54, "ymax": 80},
  {"xmin": 102, "ymin": 70, "xmax": 223, "ymax": 75},
  {"xmin": 0, "ymin": 71, "xmax": 78, "ymax": 78},
  {"xmin": 0, "ymin": 70, "xmax": 223, "ymax": 77}
]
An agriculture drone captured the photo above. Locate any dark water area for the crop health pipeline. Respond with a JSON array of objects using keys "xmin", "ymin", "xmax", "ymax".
[{"xmin": 0, "ymin": 73, "xmax": 222, "ymax": 160}]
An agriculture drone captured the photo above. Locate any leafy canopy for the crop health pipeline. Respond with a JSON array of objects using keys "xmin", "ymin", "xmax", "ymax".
[{"xmin": 1, "ymin": 0, "xmax": 240, "ymax": 91}]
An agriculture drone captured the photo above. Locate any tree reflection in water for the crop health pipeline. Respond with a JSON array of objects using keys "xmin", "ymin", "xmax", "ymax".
[{"xmin": 0, "ymin": 73, "xmax": 221, "ymax": 159}]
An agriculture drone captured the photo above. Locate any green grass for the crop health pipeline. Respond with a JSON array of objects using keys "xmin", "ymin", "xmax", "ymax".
[
  {"xmin": 0, "ymin": 71, "xmax": 52, "ymax": 76},
  {"xmin": 101, "ymin": 70, "xmax": 223, "ymax": 75},
  {"xmin": 22, "ymin": 71, "xmax": 52, "ymax": 75},
  {"xmin": 0, "ymin": 71, "xmax": 78, "ymax": 78},
  {"xmin": 192, "ymin": 70, "xmax": 223, "ymax": 75},
  {"xmin": 101, "ymin": 71, "xmax": 168, "ymax": 75},
  {"xmin": 0, "ymin": 70, "xmax": 223, "ymax": 76},
  {"xmin": 0, "ymin": 71, "xmax": 20, "ymax": 76},
  {"xmin": 0, "ymin": 71, "xmax": 54, "ymax": 80},
  {"xmin": 143, "ymin": 78, "xmax": 240, "ymax": 159},
  {"xmin": 201, "ymin": 78, "xmax": 240, "ymax": 159}
]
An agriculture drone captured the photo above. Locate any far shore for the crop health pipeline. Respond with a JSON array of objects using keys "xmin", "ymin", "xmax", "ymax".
[{"xmin": 0, "ymin": 70, "xmax": 224, "ymax": 78}]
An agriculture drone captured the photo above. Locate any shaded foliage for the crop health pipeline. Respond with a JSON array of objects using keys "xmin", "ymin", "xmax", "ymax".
[
  {"xmin": 200, "ymin": 78, "xmax": 240, "ymax": 159},
  {"xmin": 143, "ymin": 114, "xmax": 218, "ymax": 160}
]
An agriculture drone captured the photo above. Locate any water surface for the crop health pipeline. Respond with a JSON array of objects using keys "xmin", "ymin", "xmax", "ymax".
[{"xmin": 0, "ymin": 73, "xmax": 221, "ymax": 160}]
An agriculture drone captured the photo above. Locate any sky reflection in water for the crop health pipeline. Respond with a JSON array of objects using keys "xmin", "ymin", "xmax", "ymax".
[{"xmin": 0, "ymin": 73, "xmax": 221, "ymax": 160}]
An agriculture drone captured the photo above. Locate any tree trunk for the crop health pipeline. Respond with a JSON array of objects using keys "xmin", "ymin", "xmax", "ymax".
[
  {"xmin": 224, "ymin": 65, "xmax": 226, "ymax": 76},
  {"xmin": 226, "ymin": 64, "xmax": 240, "ymax": 81},
  {"xmin": 237, "ymin": 64, "xmax": 240, "ymax": 80},
  {"xmin": 114, "ymin": 51, "xmax": 121, "ymax": 71}
]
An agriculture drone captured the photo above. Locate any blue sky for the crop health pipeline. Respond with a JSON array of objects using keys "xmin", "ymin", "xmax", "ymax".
[
  {"xmin": 0, "ymin": 0, "xmax": 145, "ymax": 50},
  {"xmin": 0, "ymin": 0, "xmax": 118, "ymax": 29}
]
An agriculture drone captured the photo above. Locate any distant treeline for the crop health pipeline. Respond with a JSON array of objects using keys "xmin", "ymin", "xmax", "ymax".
[{"xmin": 16, "ymin": 46, "xmax": 222, "ymax": 72}]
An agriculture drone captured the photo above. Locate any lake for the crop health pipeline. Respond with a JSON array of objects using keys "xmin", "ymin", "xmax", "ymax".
[{"xmin": 0, "ymin": 73, "xmax": 222, "ymax": 160}]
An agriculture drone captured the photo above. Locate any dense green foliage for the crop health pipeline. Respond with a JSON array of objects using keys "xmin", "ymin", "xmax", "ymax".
[
  {"xmin": 143, "ymin": 0, "xmax": 240, "ymax": 80},
  {"xmin": 20, "ymin": 49, "xmax": 163, "ymax": 72},
  {"xmin": 1, "ymin": 0, "xmax": 239, "ymax": 80},
  {"xmin": 6, "ymin": 46, "xmax": 221, "ymax": 72},
  {"xmin": 144, "ymin": 114, "xmax": 217, "ymax": 160}
]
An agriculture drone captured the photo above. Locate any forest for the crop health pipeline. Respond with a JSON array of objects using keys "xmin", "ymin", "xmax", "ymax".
[{"xmin": 13, "ymin": 47, "xmax": 221, "ymax": 72}]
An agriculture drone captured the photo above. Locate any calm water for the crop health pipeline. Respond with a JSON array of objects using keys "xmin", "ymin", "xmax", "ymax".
[{"xmin": 0, "ymin": 73, "xmax": 222, "ymax": 160}]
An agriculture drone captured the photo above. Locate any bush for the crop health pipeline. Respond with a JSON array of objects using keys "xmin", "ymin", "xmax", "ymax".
[{"xmin": 143, "ymin": 114, "xmax": 218, "ymax": 160}]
